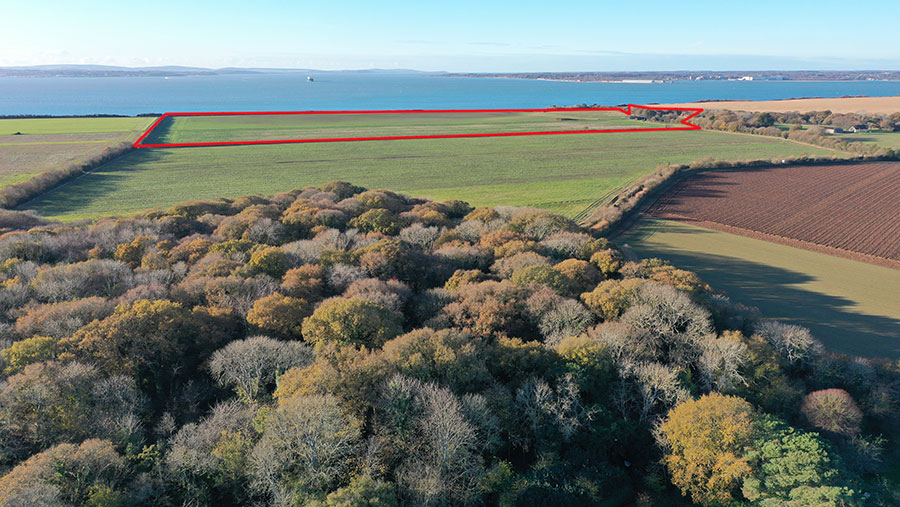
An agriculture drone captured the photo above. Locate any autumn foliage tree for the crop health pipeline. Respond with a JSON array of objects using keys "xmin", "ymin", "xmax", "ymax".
[{"xmin": 658, "ymin": 393, "xmax": 755, "ymax": 505}]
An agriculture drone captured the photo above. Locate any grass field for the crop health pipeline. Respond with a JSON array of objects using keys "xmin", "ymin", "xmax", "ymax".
[
  {"xmin": 836, "ymin": 130, "xmax": 900, "ymax": 149},
  {"xmin": 0, "ymin": 117, "xmax": 152, "ymax": 188},
  {"xmin": 620, "ymin": 217, "xmax": 900, "ymax": 358},
  {"xmin": 145, "ymin": 111, "xmax": 675, "ymax": 144},
  {"xmin": 22, "ymin": 123, "xmax": 843, "ymax": 220}
]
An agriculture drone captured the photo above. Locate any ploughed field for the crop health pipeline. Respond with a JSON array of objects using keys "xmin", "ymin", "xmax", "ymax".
[
  {"xmin": 21, "ymin": 122, "xmax": 842, "ymax": 221},
  {"xmin": 0, "ymin": 117, "xmax": 152, "ymax": 188},
  {"xmin": 142, "ymin": 110, "xmax": 677, "ymax": 145},
  {"xmin": 648, "ymin": 162, "xmax": 900, "ymax": 267}
]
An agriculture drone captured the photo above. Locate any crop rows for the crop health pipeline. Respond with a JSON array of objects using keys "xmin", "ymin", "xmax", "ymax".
[{"xmin": 648, "ymin": 162, "xmax": 900, "ymax": 264}]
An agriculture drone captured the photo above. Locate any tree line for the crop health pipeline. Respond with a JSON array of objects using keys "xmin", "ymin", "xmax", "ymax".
[{"xmin": 0, "ymin": 182, "xmax": 895, "ymax": 505}]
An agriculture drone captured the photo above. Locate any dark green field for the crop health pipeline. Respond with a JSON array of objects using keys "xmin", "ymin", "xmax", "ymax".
[{"xmin": 22, "ymin": 125, "xmax": 844, "ymax": 221}]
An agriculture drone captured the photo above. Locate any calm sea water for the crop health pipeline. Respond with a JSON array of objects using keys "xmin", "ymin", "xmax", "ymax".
[{"xmin": 2, "ymin": 73, "xmax": 900, "ymax": 116}]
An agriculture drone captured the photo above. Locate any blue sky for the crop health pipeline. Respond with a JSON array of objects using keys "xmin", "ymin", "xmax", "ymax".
[{"xmin": 4, "ymin": 0, "xmax": 900, "ymax": 71}]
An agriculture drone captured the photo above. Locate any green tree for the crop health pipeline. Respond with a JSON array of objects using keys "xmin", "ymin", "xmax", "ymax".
[
  {"xmin": 308, "ymin": 475, "xmax": 399, "ymax": 507},
  {"xmin": 301, "ymin": 297, "xmax": 402, "ymax": 348},
  {"xmin": 246, "ymin": 293, "xmax": 311, "ymax": 339},
  {"xmin": 350, "ymin": 209, "xmax": 403, "ymax": 235},
  {"xmin": 381, "ymin": 327, "xmax": 492, "ymax": 392},
  {"xmin": 249, "ymin": 246, "xmax": 289, "ymax": 278},
  {"xmin": 1, "ymin": 336, "xmax": 57, "ymax": 374},
  {"xmin": 510, "ymin": 265, "xmax": 570, "ymax": 294},
  {"xmin": 742, "ymin": 415, "xmax": 859, "ymax": 504}
]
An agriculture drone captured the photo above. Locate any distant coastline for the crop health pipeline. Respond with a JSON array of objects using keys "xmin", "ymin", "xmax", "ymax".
[
  {"xmin": 0, "ymin": 65, "xmax": 440, "ymax": 79},
  {"xmin": 445, "ymin": 71, "xmax": 900, "ymax": 83}
]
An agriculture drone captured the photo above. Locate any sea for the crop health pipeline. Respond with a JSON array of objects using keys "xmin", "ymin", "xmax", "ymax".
[{"xmin": 2, "ymin": 73, "xmax": 900, "ymax": 116}]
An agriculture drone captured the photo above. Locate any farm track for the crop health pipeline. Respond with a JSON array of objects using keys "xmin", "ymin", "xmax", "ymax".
[{"xmin": 647, "ymin": 161, "xmax": 900, "ymax": 267}]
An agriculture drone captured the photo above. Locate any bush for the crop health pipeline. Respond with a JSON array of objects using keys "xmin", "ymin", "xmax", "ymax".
[
  {"xmin": 491, "ymin": 251, "xmax": 550, "ymax": 278},
  {"xmin": 620, "ymin": 283, "xmax": 713, "ymax": 366},
  {"xmin": 30, "ymin": 259, "xmax": 134, "ymax": 302},
  {"xmin": 589, "ymin": 249, "xmax": 623, "ymax": 277},
  {"xmin": 0, "ymin": 361, "xmax": 145, "ymax": 464},
  {"xmin": 754, "ymin": 320, "xmax": 823, "ymax": 366},
  {"xmin": 553, "ymin": 259, "xmax": 601, "ymax": 294},
  {"xmin": 506, "ymin": 211, "xmax": 578, "ymax": 240},
  {"xmin": 15, "ymin": 296, "xmax": 115, "ymax": 339},
  {"xmin": 536, "ymin": 299, "xmax": 595, "ymax": 345}
]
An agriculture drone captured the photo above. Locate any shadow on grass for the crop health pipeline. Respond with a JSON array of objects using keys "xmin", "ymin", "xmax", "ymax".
[
  {"xmin": 622, "ymin": 232, "xmax": 900, "ymax": 359},
  {"xmin": 19, "ymin": 149, "xmax": 171, "ymax": 217},
  {"xmin": 141, "ymin": 116, "xmax": 175, "ymax": 145}
]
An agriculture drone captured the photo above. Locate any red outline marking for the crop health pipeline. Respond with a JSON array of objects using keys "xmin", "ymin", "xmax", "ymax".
[{"xmin": 133, "ymin": 104, "xmax": 702, "ymax": 148}]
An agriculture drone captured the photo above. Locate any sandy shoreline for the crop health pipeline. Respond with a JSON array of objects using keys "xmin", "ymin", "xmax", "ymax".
[{"xmin": 656, "ymin": 96, "xmax": 900, "ymax": 114}]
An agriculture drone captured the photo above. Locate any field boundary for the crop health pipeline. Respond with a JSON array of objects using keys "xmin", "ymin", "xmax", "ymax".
[{"xmin": 132, "ymin": 104, "xmax": 703, "ymax": 148}]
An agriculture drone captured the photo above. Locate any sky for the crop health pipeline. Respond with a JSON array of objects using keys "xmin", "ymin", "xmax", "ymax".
[{"xmin": 4, "ymin": 0, "xmax": 900, "ymax": 72}]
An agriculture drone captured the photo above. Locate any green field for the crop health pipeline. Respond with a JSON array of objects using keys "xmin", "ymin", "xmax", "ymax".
[
  {"xmin": 145, "ymin": 111, "xmax": 673, "ymax": 144},
  {"xmin": 0, "ymin": 117, "xmax": 152, "ymax": 188},
  {"xmin": 21, "ymin": 120, "xmax": 843, "ymax": 221},
  {"xmin": 836, "ymin": 130, "xmax": 900, "ymax": 149},
  {"xmin": 619, "ymin": 217, "xmax": 900, "ymax": 358}
]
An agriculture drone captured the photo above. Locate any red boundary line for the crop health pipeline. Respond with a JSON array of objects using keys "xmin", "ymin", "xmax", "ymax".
[{"xmin": 133, "ymin": 104, "xmax": 703, "ymax": 148}]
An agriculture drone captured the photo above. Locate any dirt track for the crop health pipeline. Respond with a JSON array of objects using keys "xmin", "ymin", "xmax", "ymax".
[
  {"xmin": 647, "ymin": 162, "xmax": 900, "ymax": 268},
  {"xmin": 658, "ymin": 96, "xmax": 900, "ymax": 114}
]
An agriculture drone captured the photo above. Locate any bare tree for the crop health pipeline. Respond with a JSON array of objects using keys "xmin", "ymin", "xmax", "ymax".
[
  {"xmin": 754, "ymin": 320, "xmax": 823, "ymax": 365},
  {"xmin": 515, "ymin": 374, "xmax": 593, "ymax": 450},
  {"xmin": 621, "ymin": 282, "xmax": 713, "ymax": 366},
  {"xmin": 208, "ymin": 336, "xmax": 312, "ymax": 403},
  {"xmin": 615, "ymin": 361, "xmax": 690, "ymax": 423},
  {"xmin": 251, "ymin": 394, "xmax": 362, "ymax": 500},
  {"xmin": 697, "ymin": 333, "xmax": 749, "ymax": 392},
  {"xmin": 376, "ymin": 375, "xmax": 486, "ymax": 506}
]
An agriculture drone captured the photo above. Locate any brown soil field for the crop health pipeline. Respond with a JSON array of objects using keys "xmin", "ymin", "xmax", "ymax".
[
  {"xmin": 658, "ymin": 96, "xmax": 900, "ymax": 114},
  {"xmin": 647, "ymin": 162, "xmax": 900, "ymax": 268}
]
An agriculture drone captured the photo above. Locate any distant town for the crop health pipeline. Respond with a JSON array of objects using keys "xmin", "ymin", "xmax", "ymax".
[{"xmin": 446, "ymin": 70, "xmax": 900, "ymax": 82}]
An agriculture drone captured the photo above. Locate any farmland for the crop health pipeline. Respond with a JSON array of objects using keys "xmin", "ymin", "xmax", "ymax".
[
  {"xmin": 0, "ymin": 117, "xmax": 152, "ymax": 187},
  {"xmin": 660, "ymin": 95, "xmax": 900, "ymax": 114},
  {"xmin": 837, "ymin": 130, "xmax": 900, "ymax": 149},
  {"xmin": 142, "ymin": 110, "xmax": 678, "ymax": 145},
  {"xmin": 21, "ymin": 122, "xmax": 842, "ymax": 220},
  {"xmin": 647, "ymin": 162, "xmax": 900, "ymax": 266},
  {"xmin": 620, "ymin": 217, "xmax": 900, "ymax": 358}
]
